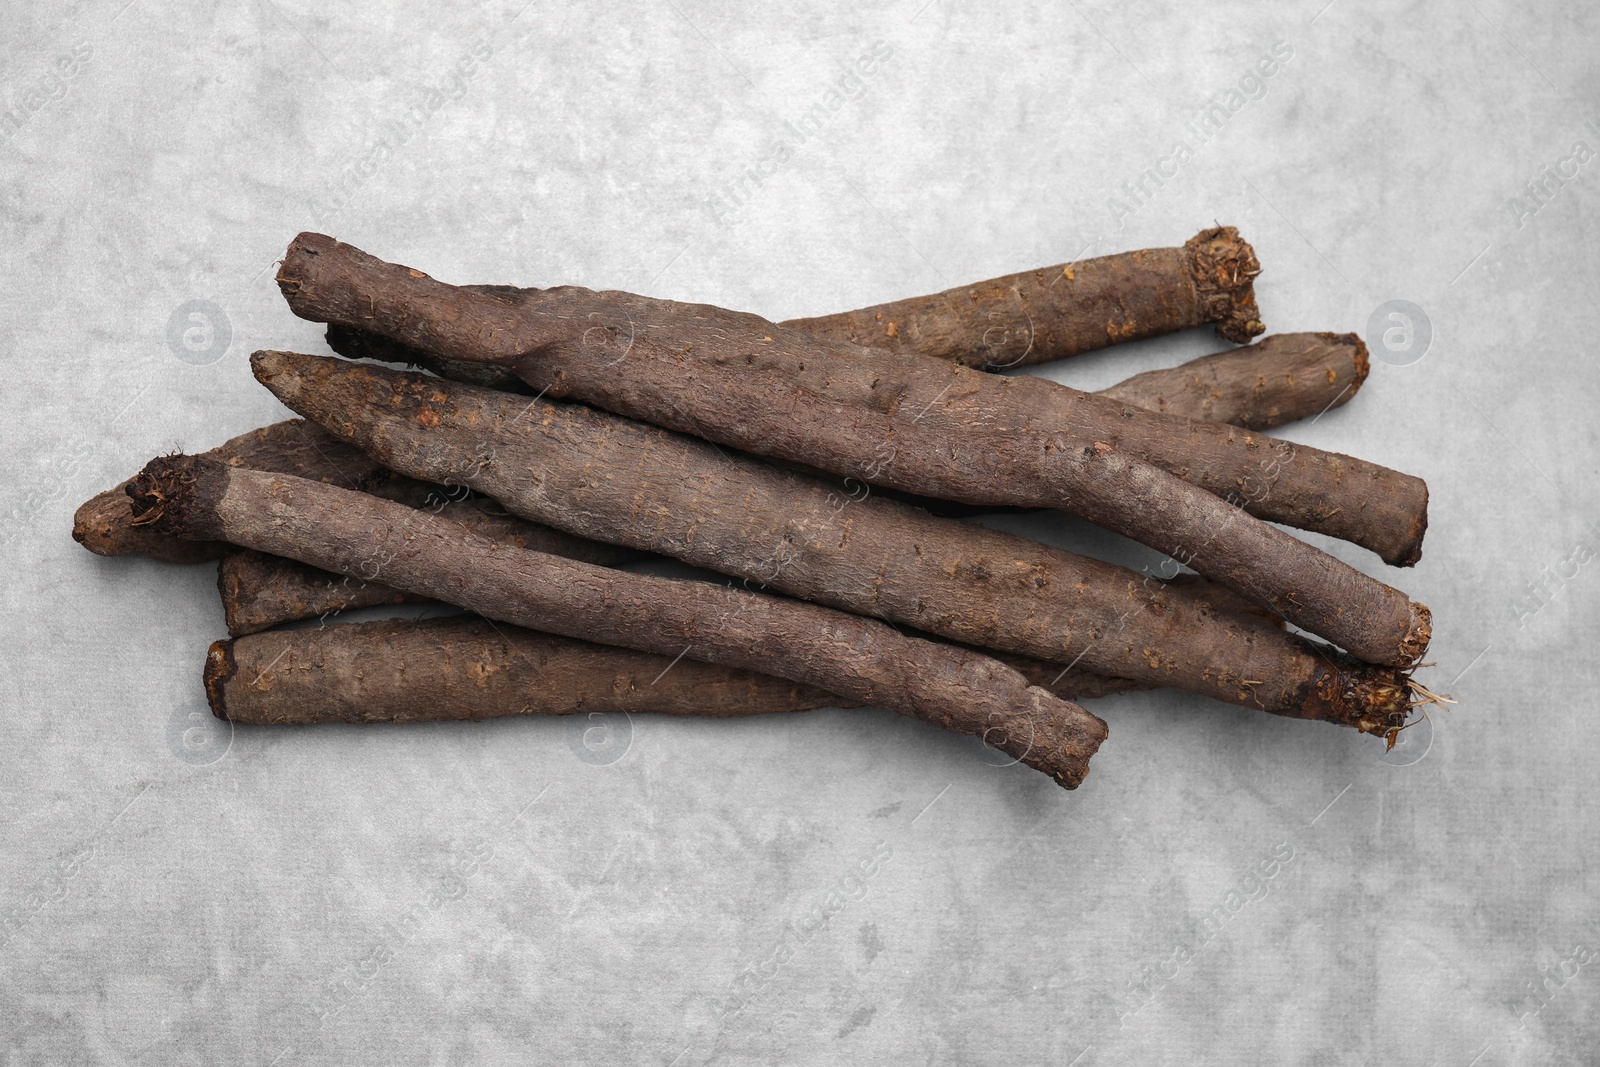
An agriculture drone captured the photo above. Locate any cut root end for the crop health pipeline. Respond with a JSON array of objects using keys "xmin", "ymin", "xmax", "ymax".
[
  {"xmin": 1357, "ymin": 667, "xmax": 1456, "ymax": 748},
  {"xmin": 1184, "ymin": 225, "xmax": 1265, "ymax": 345}
]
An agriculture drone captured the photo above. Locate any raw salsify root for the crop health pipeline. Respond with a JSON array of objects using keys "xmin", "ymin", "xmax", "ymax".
[{"xmin": 131, "ymin": 455, "xmax": 1109, "ymax": 788}]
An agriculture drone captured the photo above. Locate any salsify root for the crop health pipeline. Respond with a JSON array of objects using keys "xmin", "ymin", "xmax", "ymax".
[
  {"xmin": 783, "ymin": 226, "xmax": 1265, "ymax": 367},
  {"xmin": 218, "ymin": 535, "xmax": 1276, "ymax": 640},
  {"xmin": 276, "ymin": 234, "xmax": 1425, "ymax": 570},
  {"xmin": 253, "ymin": 349, "xmax": 1424, "ymax": 723},
  {"xmin": 209, "ymin": 609, "xmax": 1429, "ymax": 742},
  {"xmin": 207, "ymin": 616, "xmax": 846, "ymax": 724},
  {"xmin": 72, "ymin": 417, "xmax": 647, "ymax": 594},
  {"xmin": 327, "ymin": 322, "xmax": 1371, "ymax": 532},
  {"xmin": 274, "ymin": 236, "xmax": 1429, "ymax": 665},
  {"xmin": 330, "ymin": 317, "xmax": 1367, "ymax": 434},
  {"xmin": 218, "ymin": 500, "xmax": 645, "ymax": 636},
  {"xmin": 71, "ymin": 328, "xmax": 1372, "ymax": 568},
  {"xmin": 328, "ymin": 228, "xmax": 1263, "ymax": 377},
  {"xmin": 129, "ymin": 456, "xmax": 1108, "ymax": 788},
  {"xmin": 212, "ymin": 529, "xmax": 1274, "ymax": 701},
  {"xmin": 1096, "ymin": 331, "xmax": 1370, "ymax": 431},
  {"xmin": 205, "ymin": 615, "xmax": 1154, "ymax": 725}
]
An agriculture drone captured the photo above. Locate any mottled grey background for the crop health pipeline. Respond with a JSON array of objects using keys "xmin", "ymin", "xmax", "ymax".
[{"xmin": 3, "ymin": 0, "xmax": 1596, "ymax": 1062}]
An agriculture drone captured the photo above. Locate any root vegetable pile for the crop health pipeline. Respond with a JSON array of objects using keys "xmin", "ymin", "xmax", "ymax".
[{"xmin": 73, "ymin": 227, "xmax": 1447, "ymax": 789}]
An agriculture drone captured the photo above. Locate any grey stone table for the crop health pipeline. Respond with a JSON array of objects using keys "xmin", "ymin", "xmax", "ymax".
[{"xmin": 3, "ymin": 1, "xmax": 1594, "ymax": 1062}]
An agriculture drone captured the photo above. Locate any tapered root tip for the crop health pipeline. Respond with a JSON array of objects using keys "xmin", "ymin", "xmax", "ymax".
[
  {"xmin": 71, "ymin": 491, "xmax": 125, "ymax": 555},
  {"xmin": 250, "ymin": 349, "xmax": 299, "ymax": 394},
  {"xmin": 204, "ymin": 639, "xmax": 236, "ymax": 721},
  {"xmin": 70, "ymin": 483, "xmax": 226, "ymax": 563},
  {"xmin": 1185, "ymin": 226, "xmax": 1265, "ymax": 344}
]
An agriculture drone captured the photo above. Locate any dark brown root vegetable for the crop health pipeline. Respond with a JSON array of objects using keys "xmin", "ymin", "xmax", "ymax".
[
  {"xmin": 252, "ymin": 349, "xmax": 1421, "ymax": 729},
  {"xmin": 273, "ymin": 236, "xmax": 1430, "ymax": 661},
  {"xmin": 327, "ymin": 323, "xmax": 1374, "ymax": 533},
  {"xmin": 330, "ymin": 317, "xmax": 1367, "ymax": 434},
  {"xmin": 300, "ymin": 241, "xmax": 1414, "ymax": 563},
  {"xmin": 72, "ymin": 417, "xmax": 646, "ymax": 596},
  {"xmin": 783, "ymin": 226, "xmax": 1264, "ymax": 368},
  {"xmin": 277, "ymin": 235, "xmax": 1425, "ymax": 569},
  {"xmin": 327, "ymin": 229, "xmax": 1262, "ymax": 377},
  {"xmin": 218, "ymin": 500, "xmax": 645, "ymax": 636},
  {"xmin": 206, "ymin": 616, "xmax": 842, "ymax": 724},
  {"xmin": 212, "ymin": 537, "xmax": 1278, "ymax": 709},
  {"xmin": 1096, "ymin": 332, "xmax": 1370, "ymax": 431},
  {"xmin": 205, "ymin": 615, "xmax": 1152, "ymax": 725},
  {"xmin": 74, "ymin": 325, "xmax": 1373, "ymax": 568},
  {"xmin": 130, "ymin": 457, "xmax": 1108, "ymax": 788}
]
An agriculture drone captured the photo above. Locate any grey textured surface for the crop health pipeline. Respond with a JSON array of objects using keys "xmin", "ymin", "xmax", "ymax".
[{"xmin": 4, "ymin": 0, "xmax": 1597, "ymax": 1062}]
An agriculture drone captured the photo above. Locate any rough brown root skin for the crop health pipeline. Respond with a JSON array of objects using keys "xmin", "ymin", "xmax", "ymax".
[
  {"xmin": 218, "ymin": 550, "xmax": 412, "ymax": 637},
  {"xmin": 209, "ymin": 607, "xmax": 1149, "ymax": 729},
  {"xmin": 278, "ymin": 237, "xmax": 1429, "ymax": 637},
  {"xmin": 1349, "ymin": 331, "xmax": 1372, "ymax": 387},
  {"xmin": 325, "ymin": 235, "xmax": 1262, "ymax": 378},
  {"xmin": 207, "ymin": 617, "xmax": 849, "ymax": 725},
  {"xmin": 144, "ymin": 457, "xmax": 1107, "ymax": 787},
  {"xmin": 216, "ymin": 544, "xmax": 1163, "ymax": 698},
  {"xmin": 1183, "ymin": 226, "xmax": 1265, "ymax": 344},
  {"xmin": 1058, "ymin": 442, "xmax": 1423, "ymax": 668},
  {"xmin": 328, "ymin": 321, "xmax": 1367, "ymax": 437},
  {"xmin": 208, "ymin": 611, "xmax": 1427, "ymax": 748},
  {"xmin": 284, "ymin": 235, "xmax": 1428, "ymax": 570},
  {"xmin": 1398, "ymin": 485, "xmax": 1429, "ymax": 569},
  {"xmin": 217, "ymin": 503, "xmax": 647, "ymax": 637},
  {"xmin": 1094, "ymin": 332, "xmax": 1369, "ymax": 432},
  {"xmin": 279, "ymin": 233, "xmax": 546, "ymax": 361},
  {"xmin": 780, "ymin": 227, "xmax": 1264, "ymax": 369},
  {"xmin": 257, "ymin": 350, "xmax": 1423, "ymax": 708}
]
